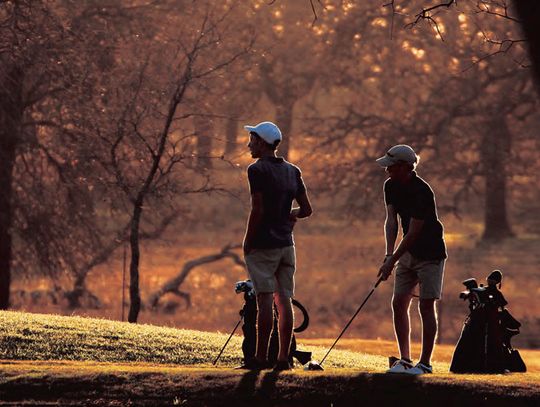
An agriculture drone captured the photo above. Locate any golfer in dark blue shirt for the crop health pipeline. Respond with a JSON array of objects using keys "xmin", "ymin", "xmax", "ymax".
[
  {"xmin": 376, "ymin": 144, "xmax": 447, "ymax": 375},
  {"xmin": 242, "ymin": 121, "xmax": 312, "ymax": 371}
]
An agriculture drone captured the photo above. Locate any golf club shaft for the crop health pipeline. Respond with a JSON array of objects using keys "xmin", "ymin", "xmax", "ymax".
[
  {"xmin": 320, "ymin": 277, "xmax": 383, "ymax": 366},
  {"xmin": 213, "ymin": 316, "xmax": 243, "ymax": 365}
]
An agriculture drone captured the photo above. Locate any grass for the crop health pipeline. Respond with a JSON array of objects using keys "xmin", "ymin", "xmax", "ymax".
[
  {"xmin": 0, "ymin": 310, "xmax": 381, "ymax": 369},
  {"xmin": 0, "ymin": 310, "xmax": 227, "ymax": 365},
  {"xmin": 1, "ymin": 310, "xmax": 540, "ymax": 405}
]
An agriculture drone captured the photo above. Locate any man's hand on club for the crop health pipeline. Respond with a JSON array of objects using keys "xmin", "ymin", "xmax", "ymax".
[{"xmin": 378, "ymin": 256, "xmax": 396, "ymax": 281}]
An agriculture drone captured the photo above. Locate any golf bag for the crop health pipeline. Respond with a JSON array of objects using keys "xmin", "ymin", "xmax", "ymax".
[
  {"xmin": 450, "ymin": 271, "xmax": 526, "ymax": 373},
  {"xmin": 235, "ymin": 280, "xmax": 312, "ymax": 366}
]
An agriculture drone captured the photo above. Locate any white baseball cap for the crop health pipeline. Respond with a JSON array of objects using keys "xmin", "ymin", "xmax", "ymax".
[
  {"xmin": 244, "ymin": 121, "xmax": 282, "ymax": 145},
  {"xmin": 376, "ymin": 144, "xmax": 419, "ymax": 167}
]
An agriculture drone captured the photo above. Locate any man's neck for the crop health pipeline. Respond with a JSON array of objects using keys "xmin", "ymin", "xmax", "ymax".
[
  {"xmin": 398, "ymin": 171, "xmax": 414, "ymax": 184},
  {"xmin": 260, "ymin": 151, "xmax": 277, "ymax": 159}
]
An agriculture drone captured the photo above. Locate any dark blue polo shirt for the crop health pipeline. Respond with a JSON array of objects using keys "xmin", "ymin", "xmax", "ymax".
[
  {"xmin": 247, "ymin": 157, "xmax": 306, "ymax": 249},
  {"xmin": 384, "ymin": 172, "xmax": 447, "ymax": 260}
]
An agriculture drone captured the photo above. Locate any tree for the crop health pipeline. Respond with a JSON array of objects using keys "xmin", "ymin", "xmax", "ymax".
[
  {"xmin": 1, "ymin": 0, "xmax": 255, "ymax": 312},
  {"xmin": 0, "ymin": 0, "xmax": 103, "ymax": 308},
  {"xmin": 298, "ymin": 1, "xmax": 537, "ymax": 240},
  {"xmin": 513, "ymin": 1, "xmax": 540, "ymax": 95},
  {"xmin": 219, "ymin": 73, "xmax": 261, "ymax": 158},
  {"xmin": 244, "ymin": 1, "xmax": 338, "ymax": 159},
  {"xmin": 387, "ymin": 1, "xmax": 540, "ymax": 96},
  {"xmin": 82, "ymin": 2, "xmax": 253, "ymax": 323},
  {"xmin": 382, "ymin": 0, "xmax": 539, "ymax": 239},
  {"xmin": 1, "ymin": 0, "xmax": 176, "ymax": 310}
]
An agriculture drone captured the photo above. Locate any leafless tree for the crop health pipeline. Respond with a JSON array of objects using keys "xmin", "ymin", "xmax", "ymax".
[
  {"xmin": 1, "ymin": 0, "xmax": 254, "ymax": 312},
  {"xmin": 86, "ymin": 4, "xmax": 253, "ymax": 323},
  {"xmin": 0, "ymin": 0, "xmax": 103, "ymax": 309},
  {"xmin": 0, "ymin": 0, "xmax": 178, "ymax": 310}
]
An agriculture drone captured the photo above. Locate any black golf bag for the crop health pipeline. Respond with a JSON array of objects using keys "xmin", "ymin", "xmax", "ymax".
[
  {"xmin": 450, "ymin": 271, "xmax": 526, "ymax": 373},
  {"xmin": 236, "ymin": 280, "xmax": 312, "ymax": 366}
]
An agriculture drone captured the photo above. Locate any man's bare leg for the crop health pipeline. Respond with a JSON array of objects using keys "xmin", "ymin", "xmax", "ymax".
[
  {"xmin": 419, "ymin": 298, "xmax": 437, "ymax": 366},
  {"xmin": 274, "ymin": 294, "xmax": 294, "ymax": 362},
  {"xmin": 255, "ymin": 292, "xmax": 274, "ymax": 362},
  {"xmin": 392, "ymin": 293, "xmax": 413, "ymax": 361}
]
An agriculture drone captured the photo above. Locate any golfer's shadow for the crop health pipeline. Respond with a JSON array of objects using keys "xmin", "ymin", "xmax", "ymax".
[
  {"xmin": 258, "ymin": 371, "xmax": 280, "ymax": 398},
  {"xmin": 236, "ymin": 370, "xmax": 260, "ymax": 396},
  {"xmin": 236, "ymin": 370, "xmax": 280, "ymax": 399},
  {"xmin": 362, "ymin": 372, "xmax": 419, "ymax": 395}
]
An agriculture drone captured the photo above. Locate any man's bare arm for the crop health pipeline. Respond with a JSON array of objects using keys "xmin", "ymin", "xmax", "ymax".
[
  {"xmin": 291, "ymin": 190, "xmax": 313, "ymax": 220},
  {"xmin": 388, "ymin": 218, "xmax": 424, "ymax": 263},
  {"xmin": 378, "ymin": 216, "xmax": 424, "ymax": 281},
  {"xmin": 385, "ymin": 204, "xmax": 398, "ymax": 256}
]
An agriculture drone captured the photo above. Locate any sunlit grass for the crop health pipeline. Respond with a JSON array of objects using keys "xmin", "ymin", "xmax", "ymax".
[
  {"xmin": 302, "ymin": 338, "xmax": 540, "ymax": 377},
  {"xmin": 2, "ymin": 310, "xmax": 540, "ymax": 375},
  {"xmin": 0, "ymin": 310, "xmax": 389, "ymax": 370},
  {"xmin": 1, "ymin": 310, "xmax": 540, "ymax": 405},
  {"xmin": 0, "ymin": 310, "xmax": 232, "ymax": 365}
]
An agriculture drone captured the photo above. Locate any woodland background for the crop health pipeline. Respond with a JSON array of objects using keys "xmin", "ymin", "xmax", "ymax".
[{"xmin": 1, "ymin": 0, "xmax": 539, "ymax": 349}]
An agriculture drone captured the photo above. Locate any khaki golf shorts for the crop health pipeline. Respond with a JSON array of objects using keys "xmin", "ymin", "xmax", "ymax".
[
  {"xmin": 245, "ymin": 246, "xmax": 296, "ymax": 298},
  {"xmin": 394, "ymin": 252, "xmax": 445, "ymax": 300}
]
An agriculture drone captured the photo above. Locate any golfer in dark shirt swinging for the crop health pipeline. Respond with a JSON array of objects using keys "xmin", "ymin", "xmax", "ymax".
[
  {"xmin": 242, "ymin": 121, "xmax": 312, "ymax": 371},
  {"xmin": 376, "ymin": 144, "xmax": 447, "ymax": 375}
]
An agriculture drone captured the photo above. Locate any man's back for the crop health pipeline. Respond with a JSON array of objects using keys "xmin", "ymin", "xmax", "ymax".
[{"xmin": 247, "ymin": 157, "xmax": 306, "ymax": 249}]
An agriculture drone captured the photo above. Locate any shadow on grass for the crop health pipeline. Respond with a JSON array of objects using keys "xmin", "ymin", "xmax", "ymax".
[
  {"xmin": 259, "ymin": 371, "xmax": 280, "ymax": 398},
  {"xmin": 234, "ymin": 369, "xmax": 282, "ymax": 406},
  {"xmin": 236, "ymin": 369, "xmax": 260, "ymax": 396}
]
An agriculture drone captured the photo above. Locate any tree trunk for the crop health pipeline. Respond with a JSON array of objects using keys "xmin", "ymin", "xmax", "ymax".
[
  {"xmin": 64, "ymin": 274, "xmax": 101, "ymax": 309},
  {"xmin": 275, "ymin": 100, "xmax": 295, "ymax": 160},
  {"xmin": 224, "ymin": 116, "xmax": 239, "ymax": 157},
  {"xmin": 0, "ymin": 65, "xmax": 23, "ymax": 309},
  {"xmin": 65, "ymin": 274, "xmax": 86, "ymax": 309},
  {"xmin": 128, "ymin": 202, "xmax": 143, "ymax": 323},
  {"xmin": 481, "ymin": 117, "xmax": 514, "ymax": 241},
  {"xmin": 513, "ymin": 1, "xmax": 540, "ymax": 96},
  {"xmin": 259, "ymin": 60, "xmax": 310, "ymax": 161},
  {"xmin": 194, "ymin": 115, "xmax": 213, "ymax": 170}
]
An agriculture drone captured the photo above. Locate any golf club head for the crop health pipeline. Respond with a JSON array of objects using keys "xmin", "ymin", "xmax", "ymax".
[{"xmin": 304, "ymin": 360, "xmax": 324, "ymax": 371}]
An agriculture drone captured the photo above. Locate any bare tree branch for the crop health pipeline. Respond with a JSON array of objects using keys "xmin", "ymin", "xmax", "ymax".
[
  {"xmin": 475, "ymin": 0, "xmax": 520, "ymax": 23},
  {"xmin": 404, "ymin": 0, "xmax": 457, "ymax": 41},
  {"xmin": 383, "ymin": 1, "xmax": 396, "ymax": 39},
  {"xmin": 463, "ymin": 35, "xmax": 527, "ymax": 71},
  {"xmin": 148, "ymin": 243, "xmax": 245, "ymax": 308}
]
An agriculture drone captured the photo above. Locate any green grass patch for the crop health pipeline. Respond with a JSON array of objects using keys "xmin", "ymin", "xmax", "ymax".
[
  {"xmin": 0, "ymin": 310, "xmax": 386, "ymax": 369},
  {"xmin": 0, "ymin": 310, "xmax": 233, "ymax": 365},
  {"xmin": 1, "ymin": 310, "xmax": 540, "ymax": 405}
]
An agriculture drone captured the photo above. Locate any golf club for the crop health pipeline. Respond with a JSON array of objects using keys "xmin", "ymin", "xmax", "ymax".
[
  {"xmin": 305, "ymin": 276, "xmax": 384, "ymax": 371},
  {"xmin": 213, "ymin": 314, "xmax": 243, "ymax": 365}
]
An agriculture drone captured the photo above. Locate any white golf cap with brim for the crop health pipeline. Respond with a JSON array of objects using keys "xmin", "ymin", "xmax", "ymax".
[
  {"xmin": 376, "ymin": 144, "xmax": 418, "ymax": 167},
  {"xmin": 244, "ymin": 121, "xmax": 282, "ymax": 145}
]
